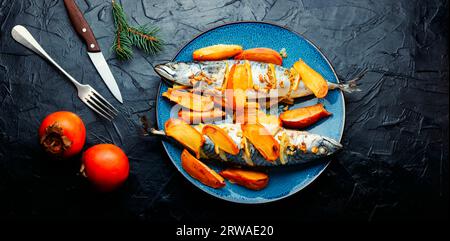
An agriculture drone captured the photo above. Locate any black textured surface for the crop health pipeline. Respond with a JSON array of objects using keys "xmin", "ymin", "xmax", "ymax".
[{"xmin": 0, "ymin": 0, "xmax": 448, "ymax": 221}]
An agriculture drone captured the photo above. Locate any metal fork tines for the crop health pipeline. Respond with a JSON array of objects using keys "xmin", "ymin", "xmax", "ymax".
[
  {"xmin": 79, "ymin": 85, "xmax": 118, "ymax": 121},
  {"xmin": 11, "ymin": 25, "xmax": 117, "ymax": 121}
]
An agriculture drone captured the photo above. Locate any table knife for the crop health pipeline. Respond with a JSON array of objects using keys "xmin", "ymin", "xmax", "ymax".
[{"xmin": 63, "ymin": 0, "xmax": 123, "ymax": 103}]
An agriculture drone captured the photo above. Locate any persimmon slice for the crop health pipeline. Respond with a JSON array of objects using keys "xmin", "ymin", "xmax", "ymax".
[
  {"xmin": 165, "ymin": 118, "xmax": 204, "ymax": 157},
  {"xmin": 293, "ymin": 59, "xmax": 328, "ymax": 98},
  {"xmin": 241, "ymin": 123, "xmax": 280, "ymax": 162},
  {"xmin": 162, "ymin": 88, "xmax": 214, "ymax": 112},
  {"xmin": 181, "ymin": 149, "xmax": 225, "ymax": 188},
  {"xmin": 231, "ymin": 64, "xmax": 250, "ymax": 90},
  {"xmin": 202, "ymin": 125, "xmax": 239, "ymax": 155},
  {"xmin": 193, "ymin": 44, "xmax": 243, "ymax": 61},
  {"xmin": 234, "ymin": 48, "xmax": 283, "ymax": 65},
  {"xmin": 279, "ymin": 103, "xmax": 331, "ymax": 129},
  {"xmin": 220, "ymin": 168, "xmax": 269, "ymax": 190},
  {"xmin": 178, "ymin": 109, "xmax": 225, "ymax": 124}
]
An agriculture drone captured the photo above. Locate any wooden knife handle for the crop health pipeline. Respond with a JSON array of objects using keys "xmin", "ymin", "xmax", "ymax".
[{"xmin": 63, "ymin": 0, "xmax": 100, "ymax": 52}]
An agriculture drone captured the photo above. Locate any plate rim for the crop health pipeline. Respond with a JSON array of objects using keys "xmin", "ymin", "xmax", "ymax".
[{"xmin": 155, "ymin": 21, "xmax": 345, "ymax": 204}]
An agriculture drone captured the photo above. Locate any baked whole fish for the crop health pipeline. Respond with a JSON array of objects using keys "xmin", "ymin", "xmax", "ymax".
[
  {"xmin": 196, "ymin": 123, "xmax": 342, "ymax": 167},
  {"xmin": 154, "ymin": 60, "xmax": 358, "ymax": 100},
  {"xmin": 155, "ymin": 119, "xmax": 343, "ymax": 167}
]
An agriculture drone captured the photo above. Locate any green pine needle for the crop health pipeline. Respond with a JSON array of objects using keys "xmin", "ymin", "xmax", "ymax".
[
  {"xmin": 128, "ymin": 26, "xmax": 164, "ymax": 55},
  {"xmin": 112, "ymin": 1, "xmax": 163, "ymax": 60},
  {"xmin": 113, "ymin": 26, "xmax": 133, "ymax": 60}
]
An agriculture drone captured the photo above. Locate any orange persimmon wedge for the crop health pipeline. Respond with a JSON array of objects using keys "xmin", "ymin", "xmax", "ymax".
[
  {"xmin": 238, "ymin": 109, "xmax": 280, "ymax": 128},
  {"xmin": 178, "ymin": 109, "xmax": 225, "ymax": 124},
  {"xmin": 279, "ymin": 103, "xmax": 331, "ymax": 129},
  {"xmin": 257, "ymin": 111, "xmax": 281, "ymax": 125},
  {"xmin": 230, "ymin": 64, "xmax": 250, "ymax": 90},
  {"xmin": 193, "ymin": 44, "xmax": 243, "ymax": 61},
  {"xmin": 241, "ymin": 123, "xmax": 280, "ymax": 162},
  {"xmin": 181, "ymin": 149, "xmax": 225, "ymax": 189},
  {"xmin": 225, "ymin": 63, "xmax": 251, "ymax": 113},
  {"xmin": 220, "ymin": 168, "xmax": 269, "ymax": 190},
  {"xmin": 202, "ymin": 125, "xmax": 239, "ymax": 155},
  {"xmin": 234, "ymin": 48, "xmax": 283, "ymax": 65},
  {"xmin": 233, "ymin": 89, "xmax": 247, "ymax": 116},
  {"xmin": 162, "ymin": 88, "xmax": 214, "ymax": 111},
  {"xmin": 226, "ymin": 63, "xmax": 251, "ymax": 90},
  {"xmin": 293, "ymin": 59, "xmax": 328, "ymax": 98},
  {"xmin": 235, "ymin": 100, "xmax": 261, "ymax": 124},
  {"xmin": 165, "ymin": 118, "xmax": 205, "ymax": 158},
  {"xmin": 256, "ymin": 111, "xmax": 282, "ymax": 134}
]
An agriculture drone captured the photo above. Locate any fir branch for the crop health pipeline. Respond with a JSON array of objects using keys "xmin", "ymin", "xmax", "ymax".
[
  {"xmin": 113, "ymin": 25, "xmax": 133, "ymax": 60},
  {"xmin": 112, "ymin": 1, "xmax": 132, "ymax": 60},
  {"xmin": 128, "ymin": 25, "xmax": 164, "ymax": 55},
  {"xmin": 111, "ymin": 1, "xmax": 163, "ymax": 60}
]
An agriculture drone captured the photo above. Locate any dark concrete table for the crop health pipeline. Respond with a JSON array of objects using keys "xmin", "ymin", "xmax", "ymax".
[{"xmin": 0, "ymin": 0, "xmax": 448, "ymax": 221}]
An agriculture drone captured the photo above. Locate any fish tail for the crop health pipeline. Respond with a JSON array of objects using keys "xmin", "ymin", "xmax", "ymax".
[
  {"xmin": 336, "ymin": 67, "xmax": 368, "ymax": 93},
  {"xmin": 337, "ymin": 79, "xmax": 361, "ymax": 93}
]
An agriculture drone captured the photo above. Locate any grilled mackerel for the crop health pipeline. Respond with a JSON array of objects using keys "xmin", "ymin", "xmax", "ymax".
[
  {"xmin": 194, "ymin": 123, "xmax": 342, "ymax": 167},
  {"xmin": 154, "ymin": 60, "xmax": 356, "ymax": 100}
]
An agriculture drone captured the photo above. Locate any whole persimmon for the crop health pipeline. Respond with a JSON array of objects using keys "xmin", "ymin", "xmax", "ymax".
[
  {"xmin": 81, "ymin": 144, "xmax": 129, "ymax": 192},
  {"xmin": 38, "ymin": 111, "xmax": 86, "ymax": 158}
]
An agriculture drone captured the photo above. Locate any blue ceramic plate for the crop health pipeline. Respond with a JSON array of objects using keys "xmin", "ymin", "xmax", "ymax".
[{"xmin": 156, "ymin": 22, "xmax": 344, "ymax": 204}]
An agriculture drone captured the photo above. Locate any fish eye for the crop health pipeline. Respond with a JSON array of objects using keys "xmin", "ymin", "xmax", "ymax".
[{"xmin": 319, "ymin": 147, "xmax": 327, "ymax": 155}]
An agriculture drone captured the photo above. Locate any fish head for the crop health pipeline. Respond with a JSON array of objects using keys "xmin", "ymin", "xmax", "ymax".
[
  {"xmin": 316, "ymin": 136, "xmax": 343, "ymax": 157},
  {"xmin": 154, "ymin": 63, "xmax": 176, "ymax": 82},
  {"xmin": 154, "ymin": 62, "xmax": 198, "ymax": 87},
  {"xmin": 286, "ymin": 130, "xmax": 343, "ymax": 158}
]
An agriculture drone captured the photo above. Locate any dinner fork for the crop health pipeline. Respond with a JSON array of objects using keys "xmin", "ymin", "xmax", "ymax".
[{"xmin": 11, "ymin": 25, "xmax": 118, "ymax": 121}]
